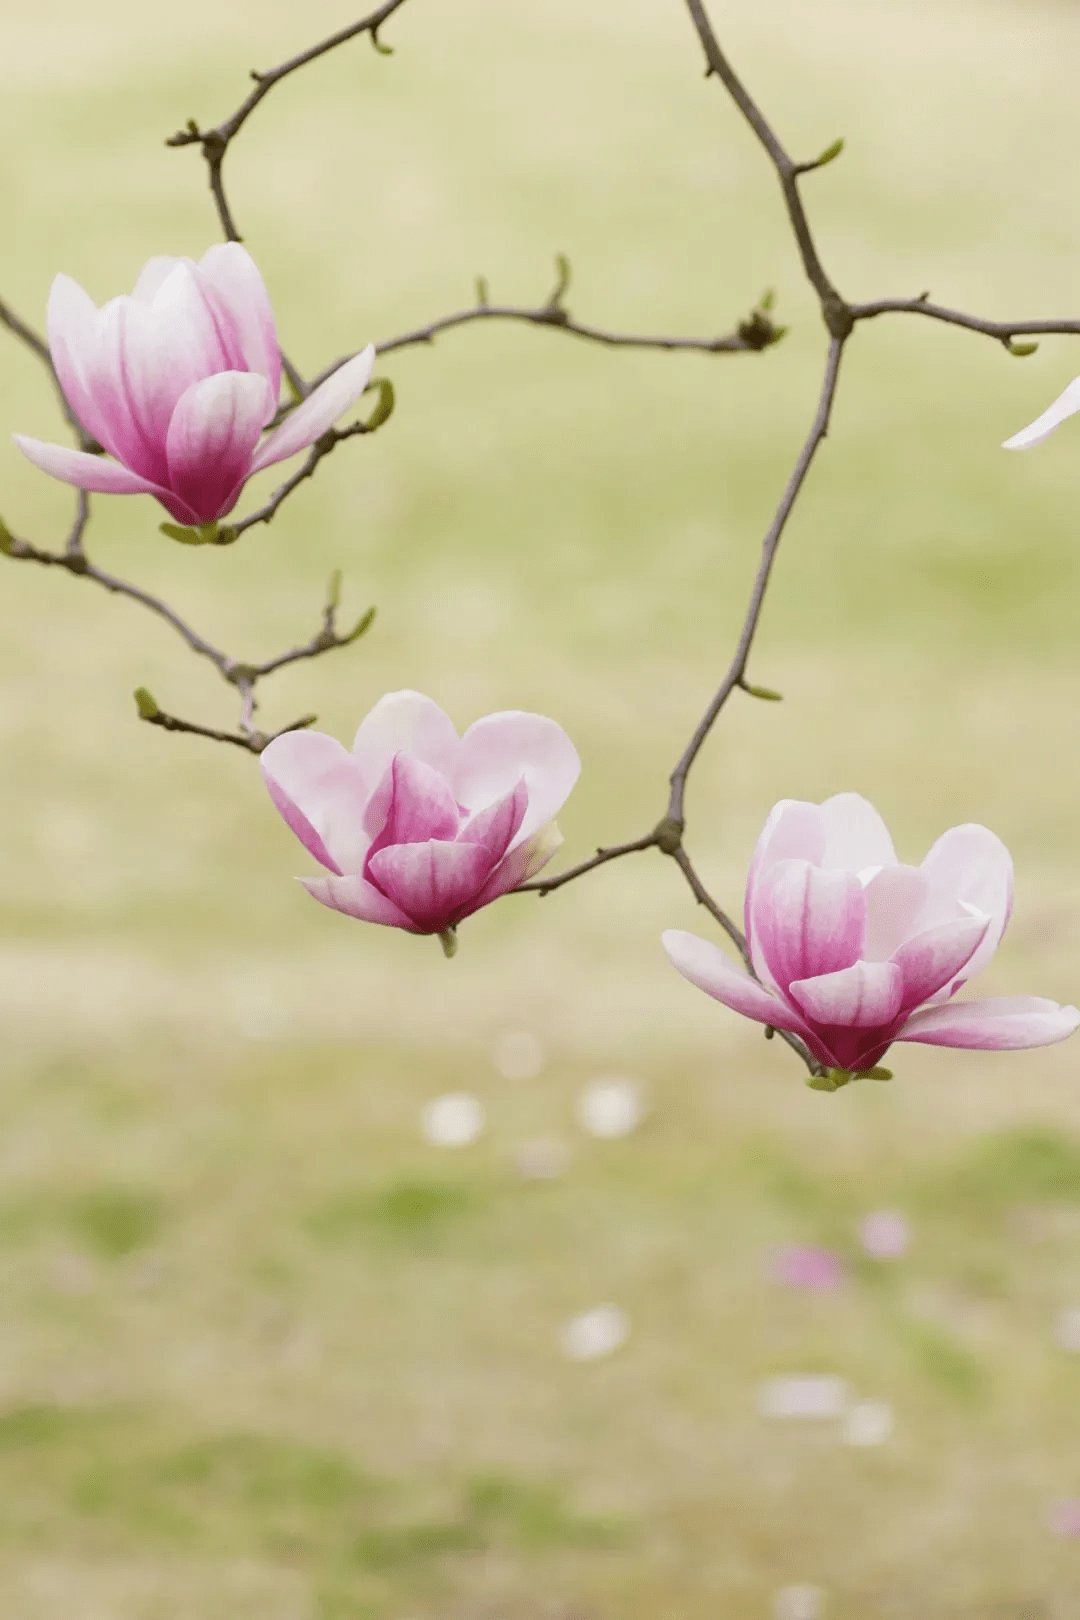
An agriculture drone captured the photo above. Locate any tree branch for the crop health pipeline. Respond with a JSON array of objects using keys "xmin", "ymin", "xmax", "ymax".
[
  {"xmin": 682, "ymin": 0, "xmax": 850, "ymax": 334},
  {"xmin": 851, "ymin": 296, "xmax": 1080, "ymax": 344},
  {"xmin": 520, "ymin": 831, "xmax": 661, "ymax": 895},
  {"xmin": 666, "ymin": 334, "xmax": 845, "ymax": 825},
  {"xmin": 0, "ymin": 504, "xmax": 375, "ymax": 747},
  {"xmin": 165, "ymin": 0, "xmax": 412, "ymax": 241},
  {"xmin": 303, "ymin": 273, "xmax": 784, "ymax": 399}
]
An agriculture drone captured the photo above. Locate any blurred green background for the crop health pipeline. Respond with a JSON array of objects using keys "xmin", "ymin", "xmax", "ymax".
[{"xmin": 3, "ymin": 0, "xmax": 1080, "ymax": 1614}]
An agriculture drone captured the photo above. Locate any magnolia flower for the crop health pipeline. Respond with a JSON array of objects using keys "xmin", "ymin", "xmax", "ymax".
[
  {"xmin": 663, "ymin": 793, "xmax": 1079, "ymax": 1079},
  {"xmin": 261, "ymin": 690, "xmax": 580, "ymax": 945},
  {"xmin": 13, "ymin": 244, "xmax": 374, "ymax": 529}
]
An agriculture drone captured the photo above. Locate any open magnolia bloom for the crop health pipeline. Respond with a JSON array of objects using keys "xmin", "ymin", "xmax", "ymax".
[
  {"xmin": 663, "ymin": 793, "xmax": 1079, "ymax": 1081},
  {"xmin": 1002, "ymin": 375, "xmax": 1080, "ymax": 450},
  {"xmin": 13, "ymin": 244, "xmax": 374, "ymax": 530},
  {"xmin": 261, "ymin": 691, "xmax": 580, "ymax": 947}
]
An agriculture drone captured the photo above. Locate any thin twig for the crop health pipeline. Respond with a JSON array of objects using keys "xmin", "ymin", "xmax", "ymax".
[
  {"xmin": 667, "ymin": 335, "xmax": 845, "ymax": 825},
  {"xmin": 0, "ymin": 295, "xmax": 100, "ymax": 451},
  {"xmin": 1, "ymin": 517, "xmax": 373, "ymax": 740},
  {"xmin": 3, "ymin": 531, "xmax": 231, "ymax": 674},
  {"xmin": 306, "ymin": 291, "xmax": 781, "ymax": 396},
  {"xmin": 520, "ymin": 831, "xmax": 661, "ymax": 895},
  {"xmin": 229, "ymin": 420, "xmax": 375, "ymax": 538},
  {"xmin": 139, "ymin": 705, "xmax": 319, "ymax": 754},
  {"xmin": 166, "ymin": 0, "xmax": 412, "ymax": 241},
  {"xmin": 851, "ymin": 296, "xmax": 1080, "ymax": 343},
  {"xmin": 669, "ymin": 844, "xmax": 751, "ymax": 968},
  {"xmin": 682, "ymin": 0, "xmax": 850, "ymax": 334}
]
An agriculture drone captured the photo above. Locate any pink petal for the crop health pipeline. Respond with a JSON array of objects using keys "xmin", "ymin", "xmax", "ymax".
[
  {"xmin": 370, "ymin": 754, "xmax": 461, "ymax": 850},
  {"xmin": 471, "ymin": 819, "xmax": 562, "ymax": 911},
  {"xmin": 89, "ymin": 283, "xmax": 220, "ymax": 483},
  {"xmin": 165, "ymin": 371, "xmax": 273, "ymax": 523},
  {"xmin": 249, "ymin": 347, "xmax": 375, "ymax": 473},
  {"xmin": 351, "ymin": 692, "xmax": 461, "ymax": 786},
  {"xmin": 789, "ymin": 959, "xmax": 904, "ymax": 1029},
  {"xmin": 744, "ymin": 799, "xmax": 826, "ymax": 945},
  {"xmin": 920, "ymin": 824, "xmax": 1013, "ymax": 987},
  {"xmin": 752, "ymin": 859, "xmax": 865, "ymax": 994},
  {"xmin": 455, "ymin": 712, "xmax": 580, "ymax": 847},
  {"xmin": 301, "ymin": 872, "xmax": 416, "ymax": 931},
  {"xmin": 819, "ymin": 792, "xmax": 897, "ymax": 871},
  {"xmin": 46, "ymin": 274, "xmax": 117, "ymax": 453},
  {"xmin": 459, "ymin": 780, "xmax": 528, "ymax": 863},
  {"xmin": 195, "ymin": 243, "xmax": 281, "ymax": 398},
  {"xmin": 661, "ymin": 929, "xmax": 811, "ymax": 1036},
  {"xmin": 861, "ymin": 865, "xmax": 936, "ymax": 959},
  {"xmin": 131, "ymin": 257, "xmax": 186, "ymax": 303},
  {"xmin": 891, "ymin": 914, "xmax": 989, "ymax": 1012},
  {"xmin": 367, "ymin": 840, "xmax": 495, "ymax": 933},
  {"xmin": 260, "ymin": 730, "xmax": 374, "ymax": 874},
  {"xmin": 12, "ymin": 435, "xmax": 171, "ymax": 501},
  {"xmin": 1003, "ymin": 377, "xmax": 1080, "ymax": 449},
  {"xmin": 899, "ymin": 995, "xmax": 1080, "ymax": 1050}
]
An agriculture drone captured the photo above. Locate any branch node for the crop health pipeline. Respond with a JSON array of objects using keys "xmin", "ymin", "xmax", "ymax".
[
  {"xmin": 652, "ymin": 815, "xmax": 685, "ymax": 856},
  {"xmin": 224, "ymin": 661, "xmax": 258, "ymax": 687},
  {"xmin": 822, "ymin": 295, "xmax": 854, "ymax": 340}
]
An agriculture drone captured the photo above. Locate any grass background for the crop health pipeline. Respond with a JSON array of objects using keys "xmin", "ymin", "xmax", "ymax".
[{"xmin": 3, "ymin": 0, "xmax": 1080, "ymax": 1613}]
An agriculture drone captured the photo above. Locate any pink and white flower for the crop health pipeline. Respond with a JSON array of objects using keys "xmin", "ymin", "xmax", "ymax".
[
  {"xmin": 663, "ymin": 793, "xmax": 1079, "ymax": 1076},
  {"xmin": 260, "ymin": 690, "xmax": 580, "ymax": 941},
  {"xmin": 13, "ymin": 244, "xmax": 374, "ymax": 528}
]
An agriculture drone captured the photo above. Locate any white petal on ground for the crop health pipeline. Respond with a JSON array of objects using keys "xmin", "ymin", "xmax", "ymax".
[
  {"xmin": 513, "ymin": 1137, "xmax": 571, "ymax": 1181},
  {"xmin": 558, "ymin": 1304, "xmax": 629, "ymax": 1362},
  {"xmin": 421, "ymin": 1092, "xmax": 485, "ymax": 1149},
  {"xmin": 858, "ymin": 1210, "xmax": 910, "ymax": 1260},
  {"xmin": 577, "ymin": 1076, "xmax": 644, "ymax": 1139},
  {"xmin": 492, "ymin": 1029, "xmax": 546, "ymax": 1080},
  {"xmin": 841, "ymin": 1398, "xmax": 894, "ymax": 1447},
  {"xmin": 758, "ymin": 1375, "xmax": 848, "ymax": 1419},
  {"xmin": 774, "ymin": 1587, "xmax": 824, "ymax": 1620}
]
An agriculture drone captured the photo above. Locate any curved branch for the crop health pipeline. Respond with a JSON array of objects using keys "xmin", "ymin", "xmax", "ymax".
[
  {"xmin": 1, "ymin": 506, "xmax": 375, "ymax": 743},
  {"xmin": 852, "ymin": 296, "xmax": 1080, "ymax": 343},
  {"xmin": 520, "ymin": 831, "xmax": 660, "ymax": 895},
  {"xmin": 371, "ymin": 302, "xmax": 776, "ymax": 362},
  {"xmin": 304, "ymin": 282, "xmax": 784, "ymax": 397},
  {"xmin": 667, "ymin": 334, "xmax": 845, "ymax": 825},
  {"xmin": 682, "ymin": 0, "xmax": 850, "ymax": 333},
  {"xmin": 166, "ymin": 0, "xmax": 412, "ymax": 241}
]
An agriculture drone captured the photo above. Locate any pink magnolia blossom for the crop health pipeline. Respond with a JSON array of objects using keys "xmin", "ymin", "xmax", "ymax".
[
  {"xmin": 663, "ymin": 793, "xmax": 1079, "ymax": 1077},
  {"xmin": 260, "ymin": 690, "xmax": 580, "ymax": 943},
  {"xmin": 13, "ymin": 244, "xmax": 374, "ymax": 528}
]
